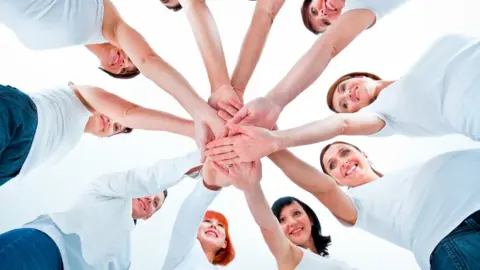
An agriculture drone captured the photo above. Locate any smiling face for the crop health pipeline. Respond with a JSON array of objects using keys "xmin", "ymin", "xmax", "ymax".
[
  {"xmin": 131, "ymin": 191, "xmax": 166, "ymax": 220},
  {"xmin": 331, "ymin": 77, "xmax": 377, "ymax": 113},
  {"xmin": 302, "ymin": 0, "xmax": 345, "ymax": 34},
  {"xmin": 86, "ymin": 113, "xmax": 131, "ymax": 137},
  {"xmin": 197, "ymin": 217, "xmax": 228, "ymax": 251},
  {"xmin": 321, "ymin": 142, "xmax": 377, "ymax": 187},
  {"xmin": 278, "ymin": 201, "xmax": 313, "ymax": 247}
]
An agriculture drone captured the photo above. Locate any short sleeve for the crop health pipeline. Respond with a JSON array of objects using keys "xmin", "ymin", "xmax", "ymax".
[{"xmin": 342, "ymin": 0, "xmax": 378, "ymax": 28}]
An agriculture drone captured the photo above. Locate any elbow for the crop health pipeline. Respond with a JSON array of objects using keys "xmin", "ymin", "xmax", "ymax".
[{"xmin": 256, "ymin": 1, "xmax": 283, "ymax": 24}]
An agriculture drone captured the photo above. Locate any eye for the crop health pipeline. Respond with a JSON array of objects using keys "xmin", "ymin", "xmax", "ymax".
[
  {"xmin": 218, "ymin": 223, "xmax": 224, "ymax": 228},
  {"xmin": 279, "ymin": 217, "xmax": 285, "ymax": 223},
  {"xmin": 329, "ymin": 161, "xmax": 337, "ymax": 170},
  {"xmin": 310, "ymin": 7, "xmax": 318, "ymax": 15},
  {"xmin": 294, "ymin": 211, "xmax": 301, "ymax": 216},
  {"xmin": 342, "ymin": 101, "xmax": 348, "ymax": 109},
  {"xmin": 341, "ymin": 149, "xmax": 350, "ymax": 157},
  {"xmin": 204, "ymin": 219, "xmax": 212, "ymax": 224},
  {"xmin": 114, "ymin": 123, "xmax": 121, "ymax": 132},
  {"xmin": 341, "ymin": 84, "xmax": 346, "ymax": 92}
]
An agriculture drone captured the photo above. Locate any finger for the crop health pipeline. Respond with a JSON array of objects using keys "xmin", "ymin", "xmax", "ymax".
[
  {"xmin": 218, "ymin": 110, "xmax": 233, "ymax": 122},
  {"xmin": 216, "ymin": 157, "xmax": 242, "ymax": 166},
  {"xmin": 218, "ymin": 125, "xmax": 229, "ymax": 138},
  {"xmin": 212, "ymin": 161, "xmax": 230, "ymax": 177},
  {"xmin": 227, "ymin": 108, "xmax": 247, "ymax": 125},
  {"xmin": 204, "ymin": 145, "xmax": 234, "ymax": 156},
  {"xmin": 218, "ymin": 103, "xmax": 239, "ymax": 118},
  {"xmin": 208, "ymin": 152, "xmax": 239, "ymax": 162},
  {"xmin": 228, "ymin": 124, "xmax": 250, "ymax": 137},
  {"xmin": 229, "ymin": 98, "xmax": 244, "ymax": 111},
  {"xmin": 206, "ymin": 137, "xmax": 234, "ymax": 149}
]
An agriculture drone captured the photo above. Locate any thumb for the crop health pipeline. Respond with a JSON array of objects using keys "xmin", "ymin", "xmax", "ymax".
[
  {"xmin": 228, "ymin": 124, "xmax": 250, "ymax": 137},
  {"xmin": 228, "ymin": 107, "xmax": 248, "ymax": 126}
]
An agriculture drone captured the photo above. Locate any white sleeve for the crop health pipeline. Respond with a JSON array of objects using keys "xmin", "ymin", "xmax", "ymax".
[
  {"xmin": 162, "ymin": 180, "xmax": 220, "ymax": 270},
  {"xmin": 342, "ymin": 0, "xmax": 378, "ymax": 28},
  {"xmin": 89, "ymin": 150, "xmax": 201, "ymax": 198}
]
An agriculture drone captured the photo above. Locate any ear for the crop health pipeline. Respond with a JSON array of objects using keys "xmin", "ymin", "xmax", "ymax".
[{"xmin": 222, "ymin": 240, "xmax": 227, "ymax": 249}]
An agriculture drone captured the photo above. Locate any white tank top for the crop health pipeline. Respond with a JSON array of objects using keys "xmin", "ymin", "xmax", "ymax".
[
  {"xmin": 295, "ymin": 248, "xmax": 353, "ymax": 270},
  {"xmin": 0, "ymin": 0, "xmax": 107, "ymax": 50}
]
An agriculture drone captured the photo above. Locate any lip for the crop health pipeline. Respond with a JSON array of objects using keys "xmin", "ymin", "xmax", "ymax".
[
  {"xmin": 100, "ymin": 115, "xmax": 108, "ymax": 130},
  {"xmin": 325, "ymin": 0, "xmax": 337, "ymax": 11},
  {"xmin": 289, "ymin": 227, "xmax": 303, "ymax": 236},
  {"xmin": 205, "ymin": 229, "xmax": 219, "ymax": 238},
  {"xmin": 345, "ymin": 163, "xmax": 358, "ymax": 177}
]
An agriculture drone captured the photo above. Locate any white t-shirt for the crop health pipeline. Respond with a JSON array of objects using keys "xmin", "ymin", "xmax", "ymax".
[
  {"xmin": 0, "ymin": 0, "xmax": 106, "ymax": 50},
  {"xmin": 295, "ymin": 248, "xmax": 352, "ymax": 270},
  {"xmin": 347, "ymin": 149, "xmax": 480, "ymax": 269},
  {"xmin": 19, "ymin": 86, "xmax": 91, "ymax": 177},
  {"xmin": 343, "ymin": 0, "xmax": 410, "ymax": 25},
  {"xmin": 362, "ymin": 34, "xmax": 480, "ymax": 140}
]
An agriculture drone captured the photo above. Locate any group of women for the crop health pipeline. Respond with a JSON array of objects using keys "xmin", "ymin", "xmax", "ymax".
[{"xmin": 0, "ymin": 0, "xmax": 478, "ymax": 269}]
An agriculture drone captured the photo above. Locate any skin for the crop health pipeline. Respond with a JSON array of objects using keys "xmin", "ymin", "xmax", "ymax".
[
  {"xmin": 331, "ymin": 77, "xmax": 394, "ymax": 113},
  {"xmin": 84, "ymin": 113, "xmax": 130, "ymax": 137},
  {"xmin": 86, "ymin": 43, "xmax": 138, "ymax": 75},
  {"xmin": 131, "ymin": 191, "xmax": 166, "ymax": 220},
  {"xmin": 307, "ymin": 0, "xmax": 345, "ymax": 33},
  {"xmin": 197, "ymin": 217, "xmax": 228, "ymax": 257},
  {"xmin": 278, "ymin": 201, "xmax": 317, "ymax": 253}
]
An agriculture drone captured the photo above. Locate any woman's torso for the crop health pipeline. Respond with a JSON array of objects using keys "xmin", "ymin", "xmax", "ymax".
[
  {"xmin": 0, "ymin": 0, "xmax": 106, "ymax": 50},
  {"xmin": 362, "ymin": 34, "xmax": 480, "ymax": 138},
  {"xmin": 348, "ymin": 149, "xmax": 480, "ymax": 269},
  {"xmin": 19, "ymin": 85, "xmax": 91, "ymax": 177},
  {"xmin": 295, "ymin": 248, "xmax": 352, "ymax": 270}
]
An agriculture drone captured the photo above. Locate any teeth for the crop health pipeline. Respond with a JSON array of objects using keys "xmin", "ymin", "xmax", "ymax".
[
  {"xmin": 346, "ymin": 165, "xmax": 357, "ymax": 175},
  {"xmin": 206, "ymin": 232, "xmax": 217, "ymax": 237},
  {"xmin": 291, "ymin": 228, "xmax": 302, "ymax": 234},
  {"xmin": 326, "ymin": 1, "xmax": 336, "ymax": 10}
]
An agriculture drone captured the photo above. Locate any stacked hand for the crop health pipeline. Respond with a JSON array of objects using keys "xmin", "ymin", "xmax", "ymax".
[
  {"xmin": 211, "ymin": 160, "xmax": 262, "ymax": 193},
  {"xmin": 202, "ymin": 159, "xmax": 232, "ymax": 189}
]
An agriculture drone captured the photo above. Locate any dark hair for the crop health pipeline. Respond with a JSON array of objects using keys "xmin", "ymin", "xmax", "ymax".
[
  {"xmin": 166, "ymin": 3, "xmax": 182, "ymax": 12},
  {"xmin": 301, "ymin": 0, "xmax": 322, "ymax": 35},
  {"xmin": 272, "ymin": 196, "xmax": 331, "ymax": 256},
  {"xmin": 163, "ymin": 189, "xmax": 168, "ymax": 200},
  {"xmin": 319, "ymin": 141, "xmax": 384, "ymax": 179},
  {"xmin": 98, "ymin": 67, "xmax": 140, "ymax": 79},
  {"xmin": 123, "ymin": 127, "xmax": 133, "ymax": 134}
]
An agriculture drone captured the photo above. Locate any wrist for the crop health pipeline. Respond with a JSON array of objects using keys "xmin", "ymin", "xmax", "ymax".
[
  {"xmin": 244, "ymin": 183, "xmax": 262, "ymax": 197},
  {"xmin": 265, "ymin": 90, "xmax": 287, "ymax": 110},
  {"xmin": 271, "ymin": 130, "xmax": 287, "ymax": 152}
]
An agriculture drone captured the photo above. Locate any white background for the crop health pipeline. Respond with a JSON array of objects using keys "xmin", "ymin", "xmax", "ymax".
[{"xmin": 0, "ymin": 0, "xmax": 479, "ymax": 269}]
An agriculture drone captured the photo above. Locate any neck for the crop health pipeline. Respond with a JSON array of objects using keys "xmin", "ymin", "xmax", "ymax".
[
  {"xmin": 372, "ymin": 80, "xmax": 396, "ymax": 99},
  {"xmin": 85, "ymin": 43, "xmax": 111, "ymax": 58},
  {"xmin": 83, "ymin": 117, "xmax": 95, "ymax": 134},
  {"xmin": 301, "ymin": 237, "xmax": 318, "ymax": 254},
  {"xmin": 198, "ymin": 239, "xmax": 219, "ymax": 264}
]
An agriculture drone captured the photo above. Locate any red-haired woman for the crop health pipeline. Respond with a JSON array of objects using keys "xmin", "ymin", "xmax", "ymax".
[{"xmin": 162, "ymin": 161, "xmax": 235, "ymax": 269}]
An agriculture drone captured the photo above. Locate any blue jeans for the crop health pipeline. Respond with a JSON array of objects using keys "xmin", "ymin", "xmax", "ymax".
[
  {"xmin": 430, "ymin": 210, "xmax": 480, "ymax": 269},
  {"xmin": 0, "ymin": 85, "xmax": 38, "ymax": 186},
  {"xmin": 0, "ymin": 228, "xmax": 63, "ymax": 269}
]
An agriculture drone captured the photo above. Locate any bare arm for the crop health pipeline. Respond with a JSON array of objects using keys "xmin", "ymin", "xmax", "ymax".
[
  {"xmin": 179, "ymin": 0, "xmax": 230, "ymax": 92},
  {"xmin": 265, "ymin": 10, "xmax": 375, "ymax": 108},
  {"xmin": 230, "ymin": 0, "xmax": 285, "ymax": 92},
  {"xmin": 275, "ymin": 113, "xmax": 385, "ymax": 149},
  {"xmin": 244, "ymin": 184, "xmax": 302, "ymax": 268},
  {"xmin": 268, "ymin": 150, "xmax": 357, "ymax": 224},
  {"xmin": 73, "ymin": 85, "xmax": 194, "ymax": 138},
  {"xmin": 102, "ymin": 0, "xmax": 208, "ymax": 117}
]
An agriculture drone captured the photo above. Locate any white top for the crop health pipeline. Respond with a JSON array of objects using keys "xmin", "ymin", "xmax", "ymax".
[
  {"xmin": 24, "ymin": 150, "xmax": 202, "ymax": 270},
  {"xmin": 162, "ymin": 180, "xmax": 221, "ymax": 270},
  {"xmin": 295, "ymin": 248, "xmax": 353, "ymax": 270},
  {"xmin": 361, "ymin": 34, "xmax": 480, "ymax": 140},
  {"xmin": 0, "ymin": 0, "xmax": 106, "ymax": 50},
  {"xmin": 19, "ymin": 86, "xmax": 91, "ymax": 178},
  {"xmin": 346, "ymin": 149, "xmax": 480, "ymax": 269},
  {"xmin": 344, "ymin": 0, "xmax": 409, "ymax": 23}
]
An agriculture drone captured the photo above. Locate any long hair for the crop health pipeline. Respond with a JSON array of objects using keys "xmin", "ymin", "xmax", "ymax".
[
  {"xmin": 203, "ymin": 210, "xmax": 235, "ymax": 266},
  {"xmin": 319, "ymin": 141, "xmax": 384, "ymax": 179},
  {"xmin": 271, "ymin": 196, "xmax": 331, "ymax": 256}
]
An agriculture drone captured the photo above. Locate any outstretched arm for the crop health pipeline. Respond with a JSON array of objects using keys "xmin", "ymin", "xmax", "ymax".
[
  {"xmin": 102, "ymin": 0, "xmax": 223, "ymax": 134},
  {"xmin": 72, "ymin": 84, "xmax": 194, "ymax": 138},
  {"xmin": 205, "ymin": 113, "xmax": 385, "ymax": 163},
  {"xmin": 228, "ymin": 9, "xmax": 375, "ymax": 128},
  {"xmin": 230, "ymin": 0, "xmax": 285, "ymax": 92},
  {"xmin": 268, "ymin": 150, "xmax": 357, "ymax": 224},
  {"xmin": 162, "ymin": 179, "xmax": 221, "ymax": 270}
]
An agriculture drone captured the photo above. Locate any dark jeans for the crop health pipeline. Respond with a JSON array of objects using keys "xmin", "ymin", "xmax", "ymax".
[
  {"xmin": 0, "ymin": 84, "xmax": 38, "ymax": 186},
  {"xmin": 0, "ymin": 228, "xmax": 63, "ymax": 270},
  {"xmin": 430, "ymin": 210, "xmax": 480, "ymax": 269}
]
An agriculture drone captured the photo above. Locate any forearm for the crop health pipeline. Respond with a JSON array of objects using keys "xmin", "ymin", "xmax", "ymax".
[
  {"xmin": 244, "ymin": 184, "xmax": 280, "ymax": 231},
  {"xmin": 163, "ymin": 180, "xmax": 220, "ymax": 269},
  {"xmin": 265, "ymin": 38, "xmax": 336, "ymax": 108},
  {"xmin": 120, "ymin": 107, "xmax": 194, "ymax": 138},
  {"xmin": 140, "ymin": 56, "xmax": 208, "ymax": 116},
  {"xmin": 268, "ymin": 150, "xmax": 336, "ymax": 194},
  {"xmin": 274, "ymin": 115, "xmax": 345, "ymax": 149},
  {"xmin": 230, "ymin": 7, "xmax": 277, "ymax": 92},
  {"xmin": 182, "ymin": 0, "xmax": 230, "ymax": 92}
]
